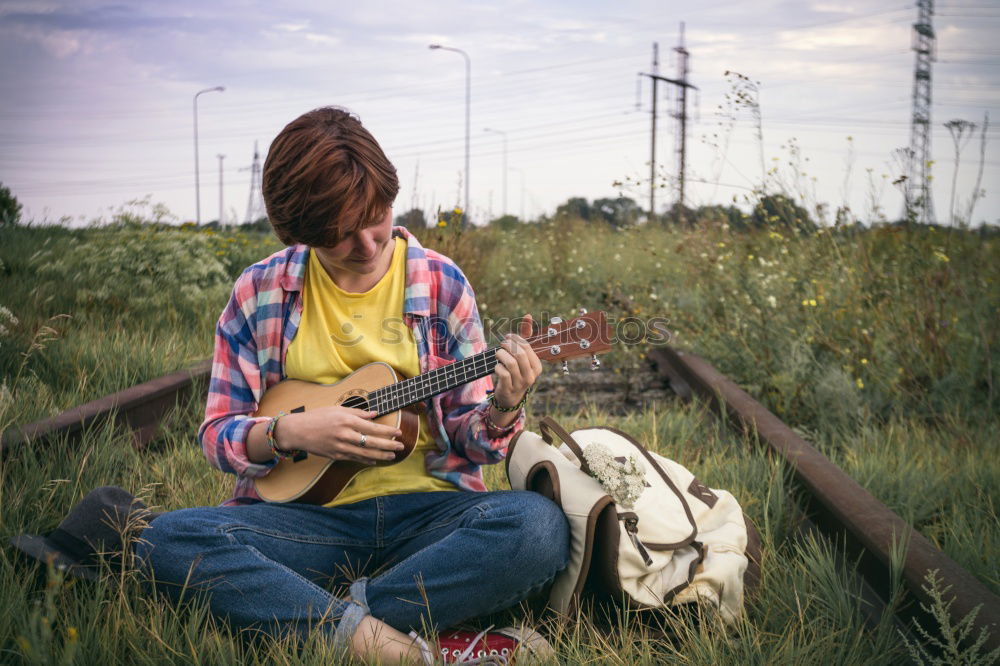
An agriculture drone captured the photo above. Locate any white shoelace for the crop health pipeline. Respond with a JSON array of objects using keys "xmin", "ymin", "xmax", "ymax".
[
  {"xmin": 408, "ymin": 631, "xmax": 435, "ymax": 665},
  {"xmin": 409, "ymin": 625, "xmax": 510, "ymax": 665},
  {"xmin": 454, "ymin": 625, "xmax": 496, "ymax": 664}
]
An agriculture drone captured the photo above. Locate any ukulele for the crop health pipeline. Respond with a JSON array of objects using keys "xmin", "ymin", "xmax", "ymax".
[{"xmin": 253, "ymin": 310, "xmax": 613, "ymax": 504}]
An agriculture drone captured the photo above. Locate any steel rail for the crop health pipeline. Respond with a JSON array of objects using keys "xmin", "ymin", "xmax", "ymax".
[
  {"xmin": 647, "ymin": 345, "xmax": 999, "ymax": 654},
  {"xmin": 0, "ymin": 360, "xmax": 212, "ymax": 454}
]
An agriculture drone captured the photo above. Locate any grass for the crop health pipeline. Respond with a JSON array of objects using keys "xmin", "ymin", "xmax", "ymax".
[
  {"xmin": 2, "ymin": 397, "xmax": 921, "ymax": 665},
  {"xmin": 432, "ymin": 219, "xmax": 1000, "ymax": 588},
  {"xmin": 0, "ymin": 219, "xmax": 283, "ymax": 432},
  {"xmin": 1, "ymin": 213, "xmax": 998, "ymax": 663}
]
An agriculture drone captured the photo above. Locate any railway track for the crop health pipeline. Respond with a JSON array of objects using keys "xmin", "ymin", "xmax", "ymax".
[
  {"xmin": 532, "ymin": 365, "xmax": 673, "ymax": 414},
  {"xmin": 3, "ymin": 347, "xmax": 997, "ymax": 657},
  {"xmin": 646, "ymin": 346, "xmax": 1000, "ymax": 657}
]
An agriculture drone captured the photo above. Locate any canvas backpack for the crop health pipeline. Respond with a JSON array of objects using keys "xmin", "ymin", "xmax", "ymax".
[{"xmin": 506, "ymin": 417, "xmax": 761, "ymax": 624}]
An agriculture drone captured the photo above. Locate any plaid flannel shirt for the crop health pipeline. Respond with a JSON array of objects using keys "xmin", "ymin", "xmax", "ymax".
[{"xmin": 199, "ymin": 226, "xmax": 523, "ymax": 505}]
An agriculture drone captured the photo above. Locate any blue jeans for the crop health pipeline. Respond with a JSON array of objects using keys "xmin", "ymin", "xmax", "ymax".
[{"xmin": 135, "ymin": 490, "xmax": 569, "ymax": 650}]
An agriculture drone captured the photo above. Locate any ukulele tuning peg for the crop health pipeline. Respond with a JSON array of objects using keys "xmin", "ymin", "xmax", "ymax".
[
  {"xmin": 550, "ymin": 316, "xmax": 563, "ymax": 325},
  {"xmin": 577, "ymin": 307, "xmax": 588, "ymax": 316},
  {"xmin": 561, "ymin": 360, "xmax": 570, "ymax": 375},
  {"xmin": 590, "ymin": 355, "xmax": 601, "ymax": 371}
]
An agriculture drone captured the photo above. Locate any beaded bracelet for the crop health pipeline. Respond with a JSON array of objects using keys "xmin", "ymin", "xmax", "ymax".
[
  {"xmin": 266, "ymin": 411, "xmax": 298, "ymax": 460},
  {"xmin": 488, "ymin": 385, "xmax": 532, "ymax": 413},
  {"xmin": 484, "ymin": 405, "xmax": 520, "ymax": 436}
]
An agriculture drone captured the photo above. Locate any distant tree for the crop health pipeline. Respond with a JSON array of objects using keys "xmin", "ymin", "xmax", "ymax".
[
  {"xmin": 489, "ymin": 214, "xmax": 520, "ymax": 231},
  {"xmin": 1, "ymin": 182, "xmax": 23, "ymax": 226},
  {"xmin": 663, "ymin": 202, "xmax": 697, "ymax": 226},
  {"xmin": 694, "ymin": 204, "xmax": 745, "ymax": 229},
  {"xmin": 592, "ymin": 196, "xmax": 641, "ymax": 229},
  {"xmin": 555, "ymin": 197, "xmax": 592, "ymax": 222},
  {"xmin": 395, "ymin": 208, "xmax": 427, "ymax": 230},
  {"xmin": 750, "ymin": 194, "xmax": 816, "ymax": 233},
  {"xmin": 239, "ymin": 216, "xmax": 272, "ymax": 233}
]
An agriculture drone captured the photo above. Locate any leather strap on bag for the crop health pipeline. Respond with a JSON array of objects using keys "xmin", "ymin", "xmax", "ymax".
[{"xmin": 539, "ymin": 416, "xmax": 593, "ymax": 476}]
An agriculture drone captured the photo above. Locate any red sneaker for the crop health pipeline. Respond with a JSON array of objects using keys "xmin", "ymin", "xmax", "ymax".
[{"xmin": 409, "ymin": 625, "xmax": 553, "ymax": 665}]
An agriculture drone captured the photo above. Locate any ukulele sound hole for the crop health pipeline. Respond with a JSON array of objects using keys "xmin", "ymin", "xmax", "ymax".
[{"xmin": 341, "ymin": 395, "xmax": 370, "ymax": 411}]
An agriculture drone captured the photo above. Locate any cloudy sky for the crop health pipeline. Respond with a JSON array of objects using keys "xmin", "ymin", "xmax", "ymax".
[{"xmin": 1, "ymin": 0, "xmax": 997, "ymax": 227}]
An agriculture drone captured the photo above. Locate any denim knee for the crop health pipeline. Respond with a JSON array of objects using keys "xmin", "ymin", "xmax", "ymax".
[
  {"xmin": 134, "ymin": 507, "xmax": 363, "ymax": 650},
  {"xmin": 508, "ymin": 491, "xmax": 570, "ymax": 573},
  {"xmin": 134, "ymin": 508, "xmax": 218, "ymax": 586}
]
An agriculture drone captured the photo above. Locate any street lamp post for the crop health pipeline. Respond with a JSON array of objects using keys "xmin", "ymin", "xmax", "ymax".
[
  {"xmin": 193, "ymin": 86, "xmax": 225, "ymax": 225},
  {"xmin": 510, "ymin": 166, "xmax": 526, "ymax": 222},
  {"xmin": 217, "ymin": 154, "xmax": 225, "ymax": 227},
  {"xmin": 429, "ymin": 44, "xmax": 470, "ymax": 227},
  {"xmin": 483, "ymin": 127, "xmax": 508, "ymax": 218}
]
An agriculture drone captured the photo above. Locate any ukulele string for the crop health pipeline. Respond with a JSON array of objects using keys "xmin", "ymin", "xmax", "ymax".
[{"xmin": 369, "ymin": 317, "xmax": 598, "ymax": 412}]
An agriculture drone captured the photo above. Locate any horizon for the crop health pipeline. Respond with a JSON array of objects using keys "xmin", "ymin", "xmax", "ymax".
[{"xmin": 1, "ymin": 1, "xmax": 997, "ymax": 228}]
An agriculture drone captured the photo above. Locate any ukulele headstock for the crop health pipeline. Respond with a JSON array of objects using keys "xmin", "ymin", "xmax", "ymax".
[{"xmin": 527, "ymin": 309, "xmax": 613, "ymax": 371}]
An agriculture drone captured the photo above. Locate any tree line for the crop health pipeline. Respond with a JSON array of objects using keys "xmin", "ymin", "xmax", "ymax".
[{"xmin": 392, "ymin": 193, "xmax": 820, "ymax": 233}]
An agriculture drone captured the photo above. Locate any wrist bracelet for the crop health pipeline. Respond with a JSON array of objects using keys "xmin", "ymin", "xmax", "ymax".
[
  {"xmin": 484, "ymin": 406, "xmax": 520, "ymax": 435},
  {"xmin": 266, "ymin": 412, "xmax": 298, "ymax": 460},
  {"xmin": 489, "ymin": 385, "xmax": 532, "ymax": 413}
]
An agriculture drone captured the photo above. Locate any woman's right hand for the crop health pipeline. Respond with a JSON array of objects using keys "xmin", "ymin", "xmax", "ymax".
[{"xmin": 248, "ymin": 406, "xmax": 403, "ymax": 464}]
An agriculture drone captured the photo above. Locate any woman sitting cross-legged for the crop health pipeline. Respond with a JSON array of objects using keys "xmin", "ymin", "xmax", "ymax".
[{"xmin": 134, "ymin": 107, "xmax": 570, "ymax": 665}]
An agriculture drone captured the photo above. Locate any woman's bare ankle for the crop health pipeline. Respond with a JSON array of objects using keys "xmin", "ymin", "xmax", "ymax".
[{"xmin": 350, "ymin": 615, "xmax": 425, "ymax": 665}]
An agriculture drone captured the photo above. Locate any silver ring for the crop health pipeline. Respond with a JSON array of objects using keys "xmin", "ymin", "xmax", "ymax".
[{"xmin": 358, "ymin": 433, "xmax": 367, "ymax": 448}]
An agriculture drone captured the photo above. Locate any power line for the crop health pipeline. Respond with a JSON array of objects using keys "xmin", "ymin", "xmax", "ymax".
[{"xmin": 686, "ymin": 5, "xmax": 912, "ymax": 44}]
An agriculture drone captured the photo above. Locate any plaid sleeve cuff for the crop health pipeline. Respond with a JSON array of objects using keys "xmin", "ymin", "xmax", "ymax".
[{"xmin": 225, "ymin": 415, "xmax": 278, "ymax": 477}]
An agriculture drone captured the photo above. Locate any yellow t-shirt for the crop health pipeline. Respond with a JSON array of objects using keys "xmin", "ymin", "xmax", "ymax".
[{"xmin": 284, "ymin": 237, "xmax": 456, "ymax": 506}]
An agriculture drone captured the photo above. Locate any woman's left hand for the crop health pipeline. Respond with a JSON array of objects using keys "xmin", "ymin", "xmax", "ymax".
[{"xmin": 492, "ymin": 314, "xmax": 542, "ymax": 411}]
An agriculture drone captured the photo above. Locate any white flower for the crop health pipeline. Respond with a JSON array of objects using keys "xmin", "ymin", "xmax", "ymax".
[
  {"xmin": 0, "ymin": 306, "xmax": 17, "ymax": 339},
  {"xmin": 582, "ymin": 443, "xmax": 646, "ymax": 508},
  {"xmin": 0, "ymin": 306, "xmax": 17, "ymax": 326},
  {"xmin": 767, "ymin": 295, "xmax": 777, "ymax": 308}
]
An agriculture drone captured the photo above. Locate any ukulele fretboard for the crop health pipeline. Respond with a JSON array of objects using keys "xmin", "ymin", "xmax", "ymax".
[{"xmin": 367, "ymin": 348, "xmax": 499, "ymax": 415}]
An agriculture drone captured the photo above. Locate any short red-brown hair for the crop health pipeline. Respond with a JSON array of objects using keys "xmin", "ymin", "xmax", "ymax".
[{"xmin": 262, "ymin": 107, "xmax": 399, "ymax": 247}]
